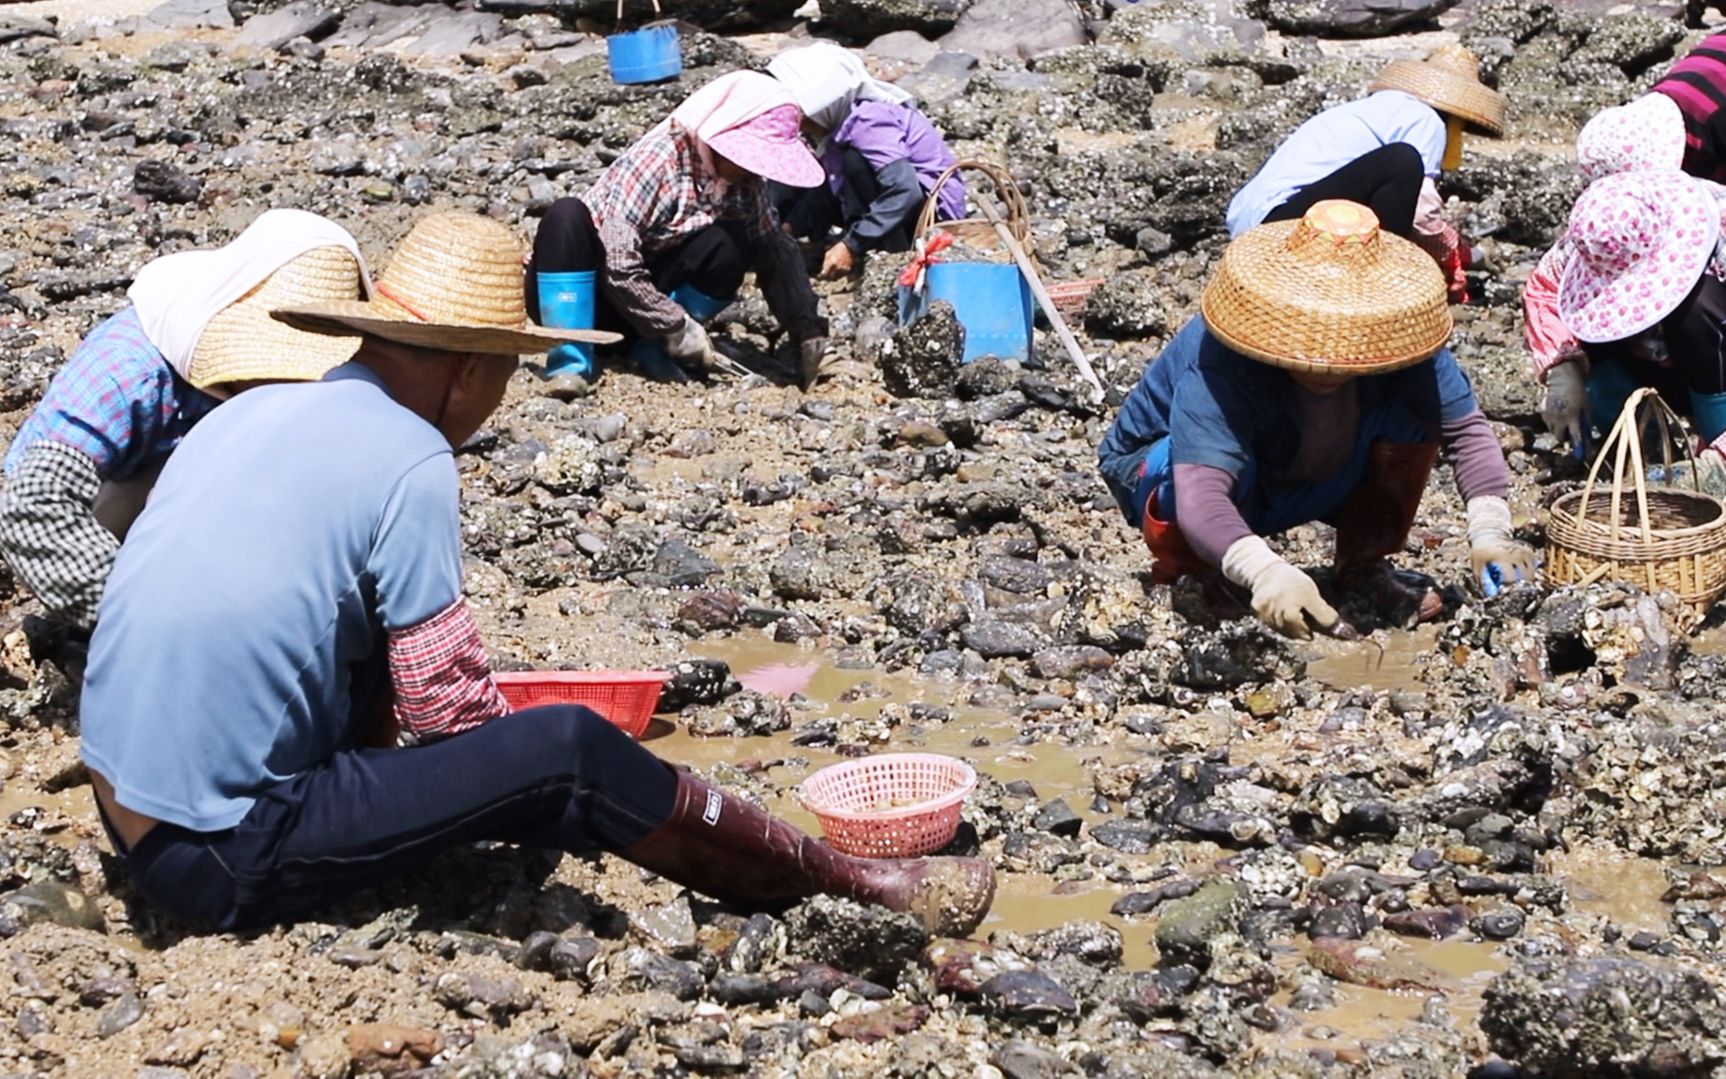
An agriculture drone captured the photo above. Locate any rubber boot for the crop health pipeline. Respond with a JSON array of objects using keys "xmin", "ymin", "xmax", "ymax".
[
  {"xmin": 668, "ymin": 284, "xmax": 733, "ymax": 323},
  {"xmin": 629, "ymin": 287, "xmax": 736, "ymax": 381},
  {"xmin": 622, "ymin": 770, "xmax": 997, "ymax": 938},
  {"xmin": 535, "ymin": 271, "xmax": 597, "ymax": 379},
  {"xmin": 1332, "ymin": 440, "xmax": 1443, "ymax": 624}
]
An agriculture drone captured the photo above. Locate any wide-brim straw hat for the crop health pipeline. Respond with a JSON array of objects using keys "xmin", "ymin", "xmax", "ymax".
[
  {"xmin": 273, "ymin": 212, "xmax": 621, "ymax": 355},
  {"xmin": 1200, "ymin": 199, "xmax": 1453, "ymax": 375},
  {"xmin": 1370, "ymin": 44, "xmax": 1507, "ymax": 136},
  {"xmin": 185, "ymin": 245, "xmax": 367, "ymax": 393}
]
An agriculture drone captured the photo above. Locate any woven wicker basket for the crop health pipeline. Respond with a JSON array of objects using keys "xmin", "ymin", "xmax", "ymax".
[
  {"xmin": 916, "ymin": 158, "xmax": 1033, "ymax": 261},
  {"xmin": 1546, "ymin": 387, "xmax": 1726, "ymax": 619}
]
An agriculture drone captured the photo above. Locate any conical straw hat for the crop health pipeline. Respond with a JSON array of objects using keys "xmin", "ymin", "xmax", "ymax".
[
  {"xmin": 184, "ymin": 245, "xmax": 367, "ymax": 394},
  {"xmin": 273, "ymin": 212, "xmax": 621, "ymax": 355},
  {"xmin": 1370, "ymin": 44, "xmax": 1506, "ymax": 136},
  {"xmin": 1200, "ymin": 200, "xmax": 1452, "ymax": 375}
]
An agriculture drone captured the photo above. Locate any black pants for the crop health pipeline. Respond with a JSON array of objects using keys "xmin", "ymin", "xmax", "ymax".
[
  {"xmin": 1263, "ymin": 142, "xmax": 1425, "ymax": 239},
  {"xmin": 771, "ymin": 147, "xmax": 919, "ymax": 254},
  {"xmin": 526, "ymin": 197, "xmax": 752, "ymax": 338},
  {"xmin": 118, "ymin": 705, "xmax": 679, "ymax": 929},
  {"xmin": 1582, "ymin": 273, "xmax": 1726, "ymax": 398}
]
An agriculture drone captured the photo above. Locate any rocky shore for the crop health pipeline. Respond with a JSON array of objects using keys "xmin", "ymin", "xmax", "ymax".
[{"xmin": 4, "ymin": 0, "xmax": 1726, "ymax": 1075}]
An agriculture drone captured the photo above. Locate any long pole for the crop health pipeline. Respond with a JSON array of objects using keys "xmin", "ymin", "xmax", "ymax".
[{"xmin": 974, "ymin": 195, "xmax": 1103, "ymax": 397}]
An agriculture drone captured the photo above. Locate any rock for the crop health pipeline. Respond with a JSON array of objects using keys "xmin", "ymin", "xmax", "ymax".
[
  {"xmin": 232, "ymin": 1, "xmax": 338, "ymax": 50},
  {"xmin": 824, "ymin": 0, "xmax": 972, "ymax": 38},
  {"xmin": 1260, "ymin": 0, "xmax": 1457, "ymax": 37},
  {"xmin": 141, "ymin": 0, "xmax": 236, "ymax": 30},
  {"xmin": 770, "ymin": 544, "xmax": 834, "ymax": 601},
  {"xmin": 830, "ymin": 1002, "xmax": 932, "ymax": 1042},
  {"xmin": 613, "ymin": 947, "xmax": 704, "ymax": 1000},
  {"xmin": 1111, "ymin": 879, "xmax": 1199, "ymax": 916},
  {"xmin": 783, "ymin": 896, "xmax": 927, "ymax": 984},
  {"xmin": 656, "ymin": 659, "xmax": 737, "ymax": 711},
  {"xmin": 939, "ymin": 0, "xmax": 1085, "ymax": 59},
  {"xmin": 962, "ymin": 620, "xmax": 1043, "ymax": 658},
  {"xmin": 1155, "ymin": 879, "xmax": 1243, "ymax": 969},
  {"xmin": 1382, "ymin": 906, "xmax": 1469, "ymax": 940},
  {"xmin": 1472, "ymin": 909, "xmax": 1525, "ymax": 940},
  {"xmin": 992, "ymin": 1038, "xmax": 1081, "ymax": 1078},
  {"xmin": 1031, "ymin": 798, "xmax": 1082, "ymax": 838},
  {"xmin": 1307, "ymin": 937, "xmax": 1452, "ymax": 992},
  {"xmin": 1009, "ymin": 920, "xmax": 1123, "ymax": 967},
  {"xmin": 651, "ymin": 538, "xmax": 719, "ymax": 587},
  {"xmin": 978, "ymin": 969, "xmax": 1079, "ymax": 1023},
  {"xmin": 0, "ymin": 881, "xmax": 104, "ymax": 933},
  {"xmin": 345, "ymin": 1024, "xmax": 443, "ymax": 1072},
  {"xmin": 1084, "ymin": 270, "xmax": 1167, "ymax": 339},
  {"xmin": 1090, "ymin": 818, "xmax": 1163, "ymax": 855},
  {"xmin": 133, "ymin": 160, "xmax": 202, "ymax": 205},
  {"xmin": 630, "ymin": 897, "xmax": 697, "ymax": 957},
  {"xmin": 0, "ymin": 14, "xmax": 56, "ymax": 44},
  {"xmin": 433, "ymin": 972, "xmax": 533, "ymax": 1021},
  {"xmin": 867, "ymin": 29, "xmax": 943, "ymax": 67},
  {"xmin": 884, "ymin": 300, "xmax": 965, "ymax": 398},
  {"xmin": 1031, "ymin": 645, "xmax": 1114, "ymax": 679},
  {"xmin": 97, "ymin": 993, "xmax": 144, "ymax": 1038},
  {"xmin": 1483, "ymin": 956, "xmax": 1726, "ymax": 1078}
]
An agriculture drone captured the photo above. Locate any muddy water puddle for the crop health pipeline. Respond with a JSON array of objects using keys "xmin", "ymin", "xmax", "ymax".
[{"xmin": 1302, "ymin": 625, "xmax": 1440, "ymax": 693}]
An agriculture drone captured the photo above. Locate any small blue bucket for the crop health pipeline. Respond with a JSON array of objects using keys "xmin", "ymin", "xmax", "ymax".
[
  {"xmin": 607, "ymin": 23, "xmax": 682, "ymax": 85},
  {"xmin": 898, "ymin": 262, "xmax": 1034, "ymax": 363}
]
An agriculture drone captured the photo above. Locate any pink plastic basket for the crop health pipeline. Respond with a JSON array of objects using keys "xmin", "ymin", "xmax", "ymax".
[
  {"xmin": 492, "ymin": 670, "xmax": 668, "ymax": 739},
  {"xmin": 798, "ymin": 753, "xmax": 977, "ymax": 858}
]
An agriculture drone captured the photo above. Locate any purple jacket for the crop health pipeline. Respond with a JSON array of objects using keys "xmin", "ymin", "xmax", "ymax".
[{"xmin": 825, "ymin": 101, "xmax": 965, "ymax": 221}]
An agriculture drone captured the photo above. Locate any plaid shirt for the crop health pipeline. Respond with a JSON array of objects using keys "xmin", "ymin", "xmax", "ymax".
[
  {"xmin": 585, "ymin": 123, "xmax": 823, "ymax": 341},
  {"xmin": 4, "ymin": 307, "xmax": 220, "ymax": 481},
  {"xmin": 387, "ymin": 597, "xmax": 509, "ymax": 740}
]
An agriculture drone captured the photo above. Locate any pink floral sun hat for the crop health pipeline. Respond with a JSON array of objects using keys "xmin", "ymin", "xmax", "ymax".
[
  {"xmin": 1559, "ymin": 170, "xmax": 1719, "ymax": 343},
  {"xmin": 1576, "ymin": 93, "xmax": 1685, "ymax": 182},
  {"xmin": 706, "ymin": 103, "xmax": 824, "ymax": 188}
]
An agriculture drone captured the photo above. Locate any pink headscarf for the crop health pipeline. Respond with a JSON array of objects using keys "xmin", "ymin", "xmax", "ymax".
[{"xmin": 666, "ymin": 71, "xmax": 823, "ymax": 189}]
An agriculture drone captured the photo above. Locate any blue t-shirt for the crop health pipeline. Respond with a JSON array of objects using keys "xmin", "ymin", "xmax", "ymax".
[
  {"xmin": 1096, "ymin": 315, "xmax": 1481, "ymax": 522},
  {"xmin": 80, "ymin": 363, "xmax": 464, "ymax": 832},
  {"xmin": 1226, "ymin": 91, "xmax": 1447, "ymax": 237}
]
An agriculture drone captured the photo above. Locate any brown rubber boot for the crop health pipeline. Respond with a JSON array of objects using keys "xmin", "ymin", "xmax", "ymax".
[
  {"xmin": 622, "ymin": 771, "xmax": 997, "ymax": 938},
  {"xmin": 1332, "ymin": 440, "xmax": 1443, "ymax": 623}
]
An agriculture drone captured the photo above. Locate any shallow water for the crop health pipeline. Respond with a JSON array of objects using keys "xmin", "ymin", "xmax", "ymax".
[{"xmin": 1302, "ymin": 625, "xmax": 1440, "ymax": 694}]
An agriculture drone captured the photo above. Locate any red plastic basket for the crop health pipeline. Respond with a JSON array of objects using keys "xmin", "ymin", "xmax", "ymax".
[
  {"xmin": 1047, "ymin": 277, "xmax": 1103, "ymax": 314},
  {"xmin": 492, "ymin": 670, "xmax": 668, "ymax": 739},
  {"xmin": 798, "ymin": 753, "xmax": 977, "ymax": 859}
]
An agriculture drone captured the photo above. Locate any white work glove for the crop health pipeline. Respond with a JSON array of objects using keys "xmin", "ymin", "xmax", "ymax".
[
  {"xmin": 1221, "ymin": 535, "xmax": 1338, "ymax": 640},
  {"xmin": 1541, "ymin": 359, "xmax": 1588, "ymax": 458},
  {"xmin": 664, "ymin": 314, "xmax": 717, "ymax": 370},
  {"xmin": 1467, "ymin": 495, "xmax": 1536, "ymax": 597}
]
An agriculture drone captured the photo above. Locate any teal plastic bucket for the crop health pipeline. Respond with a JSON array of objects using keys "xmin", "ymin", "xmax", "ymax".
[
  {"xmin": 898, "ymin": 261, "xmax": 1034, "ymax": 363},
  {"xmin": 607, "ymin": 23, "xmax": 682, "ymax": 85}
]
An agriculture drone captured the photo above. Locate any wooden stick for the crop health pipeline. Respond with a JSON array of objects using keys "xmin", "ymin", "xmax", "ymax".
[{"xmin": 973, "ymin": 195, "xmax": 1104, "ymax": 397}]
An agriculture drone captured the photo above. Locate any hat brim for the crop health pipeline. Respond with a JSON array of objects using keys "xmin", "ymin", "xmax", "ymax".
[
  {"xmin": 189, "ymin": 301, "xmax": 363, "ymax": 395},
  {"xmin": 272, "ymin": 301, "xmax": 622, "ymax": 356},
  {"xmin": 709, "ymin": 127, "xmax": 825, "ymax": 188},
  {"xmin": 1371, "ymin": 63, "xmax": 1506, "ymax": 136},
  {"xmin": 1559, "ymin": 183, "xmax": 1718, "ymax": 343},
  {"xmin": 1199, "ymin": 218, "xmax": 1453, "ymax": 375}
]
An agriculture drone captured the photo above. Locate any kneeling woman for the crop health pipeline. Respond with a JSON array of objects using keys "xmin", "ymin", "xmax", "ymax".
[
  {"xmin": 1097, "ymin": 201, "xmax": 1534, "ymax": 637},
  {"xmin": 767, "ymin": 42, "xmax": 963, "ymax": 280},
  {"xmin": 527, "ymin": 71, "xmax": 829, "ymax": 386}
]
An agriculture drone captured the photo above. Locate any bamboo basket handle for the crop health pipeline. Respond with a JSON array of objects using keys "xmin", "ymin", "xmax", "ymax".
[
  {"xmin": 1578, "ymin": 386, "xmax": 1640, "ymax": 528},
  {"xmin": 916, "ymin": 158, "xmax": 1030, "ymax": 249},
  {"xmin": 1580, "ymin": 387, "xmax": 1703, "ymax": 546}
]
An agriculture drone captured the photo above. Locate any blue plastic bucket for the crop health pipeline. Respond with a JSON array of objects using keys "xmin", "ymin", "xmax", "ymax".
[
  {"xmin": 607, "ymin": 23, "xmax": 682, "ymax": 85},
  {"xmin": 897, "ymin": 261, "xmax": 1034, "ymax": 363}
]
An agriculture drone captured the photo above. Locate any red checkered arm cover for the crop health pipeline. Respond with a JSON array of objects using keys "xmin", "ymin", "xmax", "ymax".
[{"xmin": 387, "ymin": 598, "xmax": 510, "ymax": 740}]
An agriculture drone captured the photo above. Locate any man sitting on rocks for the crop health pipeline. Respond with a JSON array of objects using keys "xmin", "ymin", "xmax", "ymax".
[
  {"xmin": 1097, "ymin": 200, "xmax": 1535, "ymax": 636},
  {"xmin": 78, "ymin": 211, "xmax": 994, "ymax": 935}
]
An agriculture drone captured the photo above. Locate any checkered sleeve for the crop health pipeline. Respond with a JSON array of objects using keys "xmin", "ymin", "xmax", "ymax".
[
  {"xmin": 387, "ymin": 597, "xmax": 509, "ymax": 741},
  {"xmin": 589, "ymin": 128, "xmax": 698, "ymax": 338},
  {"xmin": 0, "ymin": 442, "xmax": 116, "ymax": 629}
]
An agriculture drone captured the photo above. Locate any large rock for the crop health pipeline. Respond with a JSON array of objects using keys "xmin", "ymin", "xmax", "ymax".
[
  {"xmin": 824, "ymin": 0, "xmax": 972, "ymax": 39},
  {"xmin": 1153, "ymin": 879, "xmax": 1242, "ymax": 969},
  {"xmin": 1482, "ymin": 956, "xmax": 1726, "ymax": 1077},
  {"xmin": 1256, "ymin": 0, "xmax": 1457, "ymax": 37},
  {"xmin": 939, "ymin": 0, "xmax": 1085, "ymax": 60},
  {"xmin": 232, "ymin": 1, "xmax": 338, "ymax": 50},
  {"xmin": 140, "ymin": 0, "xmax": 235, "ymax": 30},
  {"xmin": 783, "ymin": 896, "xmax": 928, "ymax": 984}
]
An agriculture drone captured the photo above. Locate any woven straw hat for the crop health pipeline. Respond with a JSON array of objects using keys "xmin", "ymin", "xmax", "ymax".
[
  {"xmin": 1370, "ymin": 44, "xmax": 1507, "ymax": 135},
  {"xmin": 273, "ymin": 212, "xmax": 620, "ymax": 355},
  {"xmin": 1200, "ymin": 200, "xmax": 1453, "ymax": 375},
  {"xmin": 184, "ymin": 245, "xmax": 367, "ymax": 392}
]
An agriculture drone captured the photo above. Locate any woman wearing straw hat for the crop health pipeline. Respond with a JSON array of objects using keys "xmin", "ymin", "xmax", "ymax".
[
  {"xmin": 1541, "ymin": 170, "xmax": 1726, "ymax": 495},
  {"xmin": 527, "ymin": 70, "xmax": 832, "ymax": 389},
  {"xmin": 766, "ymin": 42, "xmax": 964, "ymax": 282},
  {"xmin": 1226, "ymin": 45, "xmax": 1505, "ymax": 305},
  {"xmin": 1098, "ymin": 201, "xmax": 1535, "ymax": 635},
  {"xmin": 0, "ymin": 209, "xmax": 370, "ymax": 634},
  {"xmin": 79, "ymin": 211, "xmax": 995, "ymax": 936}
]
